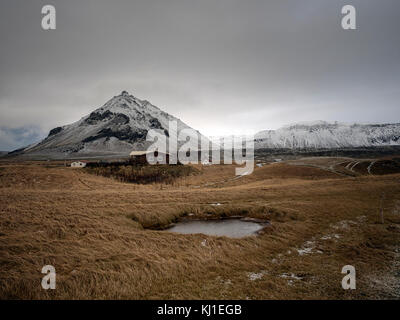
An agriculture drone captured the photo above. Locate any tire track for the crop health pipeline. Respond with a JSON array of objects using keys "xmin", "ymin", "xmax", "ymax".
[
  {"xmin": 72, "ymin": 170, "xmax": 94, "ymax": 190},
  {"xmin": 367, "ymin": 160, "xmax": 376, "ymax": 175}
]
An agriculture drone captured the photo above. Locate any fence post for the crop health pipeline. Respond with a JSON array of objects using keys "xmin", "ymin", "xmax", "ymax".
[{"xmin": 380, "ymin": 192, "xmax": 385, "ymax": 224}]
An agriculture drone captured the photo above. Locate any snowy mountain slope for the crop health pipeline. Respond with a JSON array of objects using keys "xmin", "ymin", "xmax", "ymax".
[
  {"xmin": 254, "ymin": 121, "xmax": 400, "ymax": 149},
  {"xmin": 14, "ymin": 91, "xmax": 208, "ymax": 159}
]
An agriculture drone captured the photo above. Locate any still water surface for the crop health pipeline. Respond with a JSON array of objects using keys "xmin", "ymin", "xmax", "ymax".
[{"xmin": 167, "ymin": 219, "xmax": 265, "ymax": 238}]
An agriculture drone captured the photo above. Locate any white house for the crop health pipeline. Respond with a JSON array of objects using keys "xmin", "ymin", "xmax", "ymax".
[{"xmin": 71, "ymin": 161, "xmax": 87, "ymax": 168}]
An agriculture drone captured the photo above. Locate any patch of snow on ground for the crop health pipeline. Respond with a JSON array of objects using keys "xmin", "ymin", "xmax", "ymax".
[
  {"xmin": 248, "ymin": 273, "xmax": 263, "ymax": 281},
  {"xmin": 247, "ymin": 270, "xmax": 268, "ymax": 281},
  {"xmin": 297, "ymin": 241, "xmax": 315, "ymax": 255},
  {"xmin": 321, "ymin": 234, "xmax": 341, "ymax": 240},
  {"xmin": 330, "ymin": 220, "xmax": 357, "ymax": 230},
  {"xmin": 279, "ymin": 273, "xmax": 304, "ymax": 286},
  {"xmin": 280, "ymin": 273, "xmax": 304, "ymax": 280}
]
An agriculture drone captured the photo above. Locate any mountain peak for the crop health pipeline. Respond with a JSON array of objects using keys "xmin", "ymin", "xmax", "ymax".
[{"xmin": 14, "ymin": 91, "xmax": 208, "ymax": 159}]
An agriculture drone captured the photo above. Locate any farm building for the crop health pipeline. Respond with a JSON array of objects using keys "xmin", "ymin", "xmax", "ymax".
[
  {"xmin": 129, "ymin": 151, "xmax": 151, "ymax": 165},
  {"xmin": 129, "ymin": 150, "xmax": 151, "ymax": 158},
  {"xmin": 71, "ymin": 161, "xmax": 87, "ymax": 168},
  {"xmin": 129, "ymin": 150, "xmax": 171, "ymax": 164}
]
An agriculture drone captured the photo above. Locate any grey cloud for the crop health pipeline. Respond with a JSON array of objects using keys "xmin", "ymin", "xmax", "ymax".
[{"xmin": 0, "ymin": 0, "xmax": 399, "ymax": 149}]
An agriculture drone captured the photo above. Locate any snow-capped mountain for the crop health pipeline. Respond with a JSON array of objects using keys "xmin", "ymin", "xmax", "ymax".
[
  {"xmin": 254, "ymin": 121, "xmax": 400, "ymax": 149},
  {"xmin": 13, "ymin": 91, "xmax": 208, "ymax": 159}
]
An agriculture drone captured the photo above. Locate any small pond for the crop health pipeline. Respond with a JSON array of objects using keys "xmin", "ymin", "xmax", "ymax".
[{"xmin": 166, "ymin": 219, "xmax": 266, "ymax": 238}]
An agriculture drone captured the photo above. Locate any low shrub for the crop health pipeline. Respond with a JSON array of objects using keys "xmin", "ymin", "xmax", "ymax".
[{"xmin": 85, "ymin": 163, "xmax": 199, "ymax": 184}]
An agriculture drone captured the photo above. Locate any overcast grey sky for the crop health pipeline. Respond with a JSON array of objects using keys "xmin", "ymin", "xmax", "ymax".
[{"xmin": 0, "ymin": 0, "xmax": 399, "ymax": 150}]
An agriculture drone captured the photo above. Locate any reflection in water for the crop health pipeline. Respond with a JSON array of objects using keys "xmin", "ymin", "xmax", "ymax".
[{"xmin": 167, "ymin": 219, "xmax": 265, "ymax": 238}]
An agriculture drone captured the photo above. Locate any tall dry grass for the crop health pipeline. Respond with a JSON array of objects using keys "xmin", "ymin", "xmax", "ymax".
[{"xmin": 0, "ymin": 160, "xmax": 399, "ymax": 299}]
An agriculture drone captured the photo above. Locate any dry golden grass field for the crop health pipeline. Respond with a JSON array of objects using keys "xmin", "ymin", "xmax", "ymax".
[{"xmin": 0, "ymin": 157, "xmax": 399, "ymax": 299}]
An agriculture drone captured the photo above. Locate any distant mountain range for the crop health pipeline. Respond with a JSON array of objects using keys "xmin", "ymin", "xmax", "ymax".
[
  {"xmin": 6, "ymin": 92, "xmax": 400, "ymax": 159},
  {"xmin": 254, "ymin": 121, "xmax": 400, "ymax": 149},
  {"xmin": 10, "ymin": 91, "xmax": 207, "ymax": 159}
]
